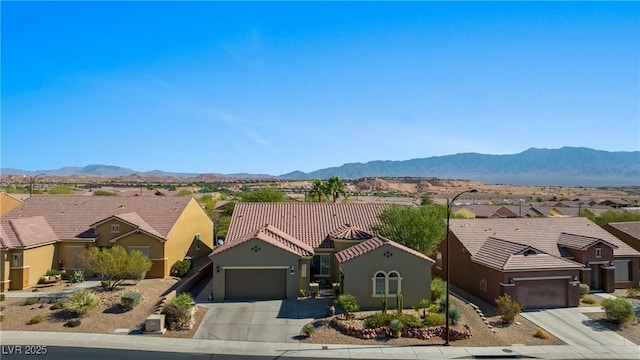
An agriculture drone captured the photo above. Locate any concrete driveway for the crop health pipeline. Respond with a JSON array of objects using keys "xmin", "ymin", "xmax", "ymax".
[
  {"xmin": 521, "ymin": 307, "xmax": 635, "ymax": 346},
  {"xmin": 193, "ymin": 297, "xmax": 333, "ymax": 343}
]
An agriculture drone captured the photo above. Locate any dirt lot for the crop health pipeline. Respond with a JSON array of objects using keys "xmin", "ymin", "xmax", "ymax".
[{"xmin": 0, "ymin": 278, "xmax": 206, "ymax": 338}]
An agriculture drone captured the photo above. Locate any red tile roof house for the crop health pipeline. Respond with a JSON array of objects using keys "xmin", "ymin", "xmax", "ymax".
[
  {"xmin": 210, "ymin": 203, "xmax": 436, "ymax": 309},
  {"xmin": 0, "ymin": 196, "xmax": 213, "ymax": 291},
  {"xmin": 603, "ymin": 221, "xmax": 640, "ymax": 254},
  {"xmin": 432, "ymin": 217, "xmax": 640, "ymax": 309}
]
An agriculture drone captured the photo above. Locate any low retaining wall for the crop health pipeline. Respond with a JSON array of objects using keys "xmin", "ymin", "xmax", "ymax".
[{"xmin": 330, "ymin": 317, "xmax": 472, "ymax": 341}]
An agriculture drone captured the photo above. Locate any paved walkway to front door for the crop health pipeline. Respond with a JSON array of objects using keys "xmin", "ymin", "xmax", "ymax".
[{"xmin": 521, "ymin": 307, "xmax": 635, "ymax": 346}]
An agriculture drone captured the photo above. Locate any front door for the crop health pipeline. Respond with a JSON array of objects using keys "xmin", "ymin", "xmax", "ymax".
[{"xmin": 590, "ymin": 264, "xmax": 602, "ymax": 290}]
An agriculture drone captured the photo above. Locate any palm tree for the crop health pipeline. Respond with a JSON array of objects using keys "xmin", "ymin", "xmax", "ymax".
[
  {"xmin": 310, "ymin": 180, "xmax": 325, "ymax": 202},
  {"xmin": 326, "ymin": 176, "xmax": 346, "ymax": 203}
]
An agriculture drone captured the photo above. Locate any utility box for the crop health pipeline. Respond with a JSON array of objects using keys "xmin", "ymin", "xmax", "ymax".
[{"xmin": 145, "ymin": 314, "xmax": 166, "ymax": 334}]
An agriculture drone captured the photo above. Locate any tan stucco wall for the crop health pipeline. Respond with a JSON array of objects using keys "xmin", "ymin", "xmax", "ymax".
[
  {"xmin": 58, "ymin": 242, "xmax": 90, "ymax": 271},
  {"xmin": 0, "ymin": 249, "xmax": 10, "ymax": 291},
  {"xmin": 1, "ymin": 193, "xmax": 22, "ymax": 216},
  {"xmin": 9, "ymin": 244, "xmax": 56, "ymax": 289},
  {"xmin": 211, "ymin": 238, "xmax": 301, "ymax": 300},
  {"xmin": 166, "ymin": 198, "xmax": 214, "ymax": 275},
  {"xmin": 111, "ymin": 232, "xmax": 166, "ymax": 278},
  {"xmin": 338, "ymin": 244, "xmax": 434, "ymax": 310},
  {"xmin": 94, "ymin": 220, "xmax": 136, "ymax": 247}
]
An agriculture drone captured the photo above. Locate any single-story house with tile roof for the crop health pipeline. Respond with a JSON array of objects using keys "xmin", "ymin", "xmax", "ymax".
[
  {"xmin": 454, "ymin": 205, "xmax": 518, "ymax": 219},
  {"xmin": 0, "ymin": 195, "xmax": 213, "ymax": 291},
  {"xmin": 210, "ymin": 203, "xmax": 435, "ymax": 306},
  {"xmin": 603, "ymin": 221, "xmax": 640, "ymax": 254},
  {"xmin": 432, "ymin": 217, "xmax": 640, "ymax": 309}
]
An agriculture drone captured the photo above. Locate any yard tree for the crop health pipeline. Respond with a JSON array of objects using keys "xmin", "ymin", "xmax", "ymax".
[
  {"xmin": 325, "ymin": 176, "xmax": 346, "ymax": 203},
  {"xmin": 581, "ymin": 209, "xmax": 640, "ymax": 225},
  {"xmin": 86, "ymin": 245, "xmax": 152, "ymax": 291},
  {"xmin": 309, "ymin": 180, "xmax": 326, "ymax": 202},
  {"xmin": 374, "ymin": 204, "xmax": 447, "ymax": 255}
]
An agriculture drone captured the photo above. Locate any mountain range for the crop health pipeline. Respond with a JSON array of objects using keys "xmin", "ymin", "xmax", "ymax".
[{"xmin": 2, "ymin": 147, "xmax": 638, "ymax": 186}]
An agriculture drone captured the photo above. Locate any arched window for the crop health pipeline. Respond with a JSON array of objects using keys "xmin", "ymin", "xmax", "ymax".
[{"xmin": 371, "ymin": 271, "xmax": 402, "ymax": 297}]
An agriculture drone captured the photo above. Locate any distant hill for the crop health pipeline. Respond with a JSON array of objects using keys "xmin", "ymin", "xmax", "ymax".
[
  {"xmin": 2, "ymin": 147, "xmax": 638, "ymax": 186},
  {"xmin": 279, "ymin": 147, "xmax": 640, "ymax": 186}
]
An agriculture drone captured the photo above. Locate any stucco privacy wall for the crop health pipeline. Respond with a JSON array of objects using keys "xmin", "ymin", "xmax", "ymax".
[{"xmin": 165, "ymin": 198, "xmax": 214, "ymax": 275}]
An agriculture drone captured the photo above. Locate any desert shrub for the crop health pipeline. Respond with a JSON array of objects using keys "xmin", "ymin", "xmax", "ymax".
[
  {"xmin": 495, "ymin": 294, "xmax": 522, "ymax": 325},
  {"xmin": 24, "ymin": 298, "xmax": 38, "ymax": 306},
  {"xmin": 0, "ymin": 314, "xmax": 4, "ymax": 322},
  {"xmin": 602, "ymin": 298, "xmax": 635, "ymax": 325},
  {"xmin": 170, "ymin": 260, "xmax": 191, "ymax": 277},
  {"xmin": 626, "ymin": 287, "xmax": 640, "ymax": 298},
  {"xmin": 365, "ymin": 312, "xmax": 393, "ymax": 328},
  {"xmin": 381, "ymin": 295, "xmax": 388, "ymax": 314},
  {"xmin": 396, "ymin": 293, "xmax": 404, "ymax": 314},
  {"xmin": 413, "ymin": 298, "xmax": 430, "ymax": 319},
  {"xmin": 424, "ymin": 312, "xmax": 446, "ymax": 326},
  {"xmin": 121, "ymin": 291, "xmax": 142, "ymax": 311},
  {"xmin": 28, "ymin": 315, "xmax": 43, "ymax": 325},
  {"xmin": 335, "ymin": 294, "xmax": 359, "ymax": 319},
  {"xmin": 172, "ymin": 293, "xmax": 195, "ymax": 309},
  {"xmin": 438, "ymin": 296, "xmax": 455, "ymax": 313},
  {"xmin": 162, "ymin": 302, "xmax": 192, "ymax": 328},
  {"xmin": 534, "ymin": 329, "xmax": 550, "ymax": 339},
  {"xmin": 50, "ymin": 302, "xmax": 65, "ymax": 310},
  {"xmin": 64, "ymin": 319, "xmax": 81, "ymax": 327},
  {"xmin": 579, "ymin": 283, "xmax": 590, "ymax": 297},
  {"xmin": 581, "ymin": 296, "xmax": 595, "ymax": 304},
  {"xmin": 46, "ymin": 269, "xmax": 61, "ymax": 276},
  {"xmin": 449, "ymin": 307, "xmax": 461, "ymax": 325},
  {"xmin": 389, "ymin": 319, "xmax": 403, "ymax": 331},
  {"xmin": 65, "ymin": 289, "xmax": 99, "ymax": 316},
  {"xmin": 93, "ymin": 190, "xmax": 116, "ymax": 196},
  {"xmin": 431, "ymin": 277, "xmax": 446, "ymax": 302},
  {"xmin": 302, "ymin": 323, "xmax": 315, "ymax": 337},
  {"xmin": 0, "ymin": 294, "xmax": 5, "ymax": 301}
]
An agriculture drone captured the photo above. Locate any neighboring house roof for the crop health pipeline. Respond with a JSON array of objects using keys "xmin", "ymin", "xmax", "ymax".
[
  {"xmin": 211, "ymin": 224, "xmax": 314, "ymax": 257},
  {"xmin": 598, "ymin": 198, "xmax": 633, "ymax": 207},
  {"xmin": 7, "ymin": 216, "xmax": 59, "ymax": 248},
  {"xmin": 557, "ymin": 233, "xmax": 618, "ymax": 250},
  {"xmin": 454, "ymin": 205, "xmax": 517, "ymax": 218},
  {"xmin": 472, "ymin": 237, "xmax": 583, "ymax": 271},
  {"xmin": 0, "ymin": 195, "xmax": 193, "ymax": 246},
  {"xmin": 449, "ymin": 217, "xmax": 640, "ymax": 262},
  {"xmin": 335, "ymin": 235, "xmax": 435, "ymax": 264},
  {"xmin": 348, "ymin": 196, "xmax": 419, "ymax": 206},
  {"xmin": 606, "ymin": 221, "xmax": 640, "ymax": 240},
  {"xmin": 227, "ymin": 203, "xmax": 389, "ymax": 248},
  {"xmin": 329, "ymin": 223, "xmax": 374, "ymax": 240}
]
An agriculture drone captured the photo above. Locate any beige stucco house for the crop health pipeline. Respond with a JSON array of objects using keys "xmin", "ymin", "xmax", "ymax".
[
  {"xmin": 1, "ymin": 192, "xmax": 22, "ymax": 216},
  {"xmin": 209, "ymin": 203, "xmax": 435, "ymax": 308},
  {"xmin": 1, "ymin": 195, "xmax": 213, "ymax": 291}
]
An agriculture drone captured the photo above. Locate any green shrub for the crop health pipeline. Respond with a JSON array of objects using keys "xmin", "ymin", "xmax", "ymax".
[
  {"xmin": 581, "ymin": 296, "xmax": 595, "ymax": 304},
  {"xmin": 626, "ymin": 287, "xmax": 640, "ymax": 298},
  {"xmin": 302, "ymin": 323, "xmax": 315, "ymax": 337},
  {"xmin": 579, "ymin": 283, "xmax": 590, "ymax": 297},
  {"xmin": 335, "ymin": 294, "xmax": 359, "ymax": 319},
  {"xmin": 602, "ymin": 298, "xmax": 635, "ymax": 325},
  {"xmin": 365, "ymin": 312, "xmax": 393, "ymax": 328},
  {"xmin": 28, "ymin": 315, "xmax": 43, "ymax": 325},
  {"xmin": 0, "ymin": 293, "xmax": 5, "ymax": 302},
  {"xmin": 424, "ymin": 312, "xmax": 446, "ymax": 326},
  {"xmin": 389, "ymin": 318, "xmax": 403, "ymax": 331},
  {"xmin": 24, "ymin": 298, "xmax": 38, "ymax": 306},
  {"xmin": 49, "ymin": 186, "xmax": 74, "ymax": 194},
  {"xmin": 170, "ymin": 260, "xmax": 191, "ymax": 277},
  {"xmin": 431, "ymin": 277, "xmax": 446, "ymax": 302},
  {"xmin": 65, "ymin": 289, "xmax": 99, "ymax": 316},
  {"xmin": 381, "ymin": 295, "xmax": 388, "ymax": 314},
  {"xmin": 50, "ymin": 302, "xmax": 65, "ymax": 310},
  {"xmin": 46, "ymin": 269, "xmax": 61, "ymax": 276},
  {"xmin": 162, "ymin": 302, "xmax": 192, "ymax": 328},
  {"xmin": 495, "ymin": 294, "xmax": 522, "ymax": 325},
  {"xmin": 172, "ymin": 293, "xmax": 195, "ymax": 309},
  {"xmin": 438, "ymin": 296, "xmax": 454, "ymax": 313},
  {"xmin": 0, "ymin": 314, "xmax": 4, "ymax": 322},
  {"xmin": 534, "ymin": 329, "xmax": 550, "ymax": 339},
  {"xmin": 93, "ymin": 190, "xmax": 117, "ymax": 196},
  {"xmin": 449, "ymin": 307, "xmax": 461, "ymax": 325},
  {"xmin": 121, "ymin": 291, "xmax": 142, "ymax": 311}
]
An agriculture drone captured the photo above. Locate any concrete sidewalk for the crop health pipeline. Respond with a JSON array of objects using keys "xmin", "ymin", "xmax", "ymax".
[{"xmin": 2, "ymin": 331, "xmax": 638, "ymax": 359}]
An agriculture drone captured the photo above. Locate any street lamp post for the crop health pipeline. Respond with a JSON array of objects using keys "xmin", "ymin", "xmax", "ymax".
[
  {"xmin": 29, "ymin": 173, "xmax": 45, "ymax": 197},
  {"xmin": 444, "ymin": 188, "xmax": 477, "ymax": 346}
]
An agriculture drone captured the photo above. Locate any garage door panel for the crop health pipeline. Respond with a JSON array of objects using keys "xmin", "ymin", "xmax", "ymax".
[
  {"xmin": 225, "ymin": 269, "xmax": 286, "ymax": 300},
  {"xmin": 514, "ymin": 279, "xmax": 567, "ymax": 308}
]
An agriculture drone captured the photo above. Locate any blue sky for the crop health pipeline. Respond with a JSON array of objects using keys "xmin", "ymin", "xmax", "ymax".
[{"xmin": 2, "ymin": 1, "xmax": 638, "ymax": 175}]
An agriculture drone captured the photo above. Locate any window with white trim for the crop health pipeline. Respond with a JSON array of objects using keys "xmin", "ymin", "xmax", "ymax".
[
  {"xmin": 595, "ymin": 248, "xmax": 602, "ymax": 258},
  {"xmin": 312, "ymin": 254, "xmax": 330, "ymax": 277},
  {"xmin": 111, "ymin": 224, "xmax": 120, "ymax": 234},
  {"xmin": 372, "ymin": 271, "xmax": 402, "ymax": 297},
  {"xmin": 128, "ymin": 246, "xmax": 150, "ymax": 257}
]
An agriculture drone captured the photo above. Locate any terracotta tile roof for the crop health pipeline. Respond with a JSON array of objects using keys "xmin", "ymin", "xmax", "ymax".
[
  {"xmin": 557, "ymin": 233, "xmax": 618, "ymax": 250},
  {"xmin": 1, "ymin": 195, "xmax": 193, "ymax": 247},
  {"xmin": 335, "ymin": 235, "xmax": 435, "ymax": 263},
  {"xmin": 450, "ymin": 217, "xmax": 640, "ymax": 262},
  {"xmin": 8, "ymin": 216, "xmax": 59, "ymax": 248},
  {"xmin": 455, "ymin": 205, "xmax": 517, "ymax": 218},
  {"xmin": 472, "ymin": 237, "xmax": 583, "ymax": 271},
  {"xmin": 328, "ymin": 223, "xmax": 374, "ymax": 240},
  {"xmin": 227, "ymin": 203, "xmax": 389, "ymax": 248},
  {"xmin": 0, "ymin": 226, "xmax": 10, "ymax": 249},
  {"xmin": 606, "ymin": 221, "xmax": 640, "ymax": 240},
  {"xmin": 211, "ymin": 224, "xmax": 314, "ymax": 257}
]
